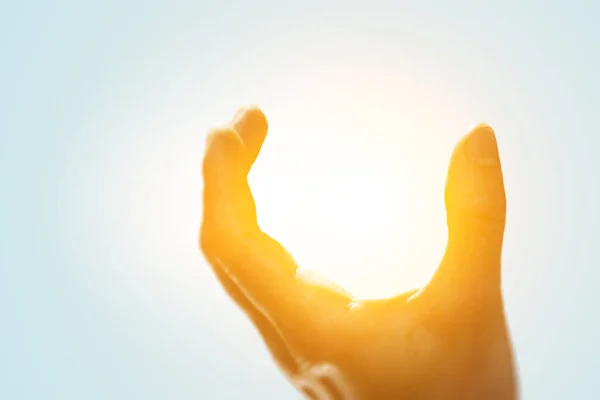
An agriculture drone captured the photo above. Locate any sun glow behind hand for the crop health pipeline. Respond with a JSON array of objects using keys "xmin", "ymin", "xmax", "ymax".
[
  {"xmin": 248, "ymin": 99, "xmax": 449, "ymax": 299},
  {"xmin": 83, "ymin": 37, "xmax": 469, "ymax": 309}
]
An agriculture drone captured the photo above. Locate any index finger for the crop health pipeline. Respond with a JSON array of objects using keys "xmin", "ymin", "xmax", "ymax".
[{"xmin": 200, "ymin": 107, "xmax": 352, "ymax": 347}]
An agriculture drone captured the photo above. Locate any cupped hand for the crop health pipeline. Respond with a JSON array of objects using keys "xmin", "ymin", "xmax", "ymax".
[{"xmin": 200, "ymin": 107, "xmax": 517, "ymax": 400}]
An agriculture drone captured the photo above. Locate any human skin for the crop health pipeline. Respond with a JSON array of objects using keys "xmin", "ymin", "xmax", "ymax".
[{"xmin": 200, "ymin": 107, "xmax": 517, "ymax": 399}]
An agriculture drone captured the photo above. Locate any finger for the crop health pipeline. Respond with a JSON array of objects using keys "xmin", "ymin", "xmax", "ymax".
[
  {"xmin": 202, "ymin": 107, "xmax": 268, "ymax": 236},
  {"xmin": 200, "ymin": 108, "xmax": 351, "ymax": 351},
  {"xmin": 233, "ymin": 105, "xmax": 268, "ymax": 170},
  {"xmin": 418, "ymin": 124, "xmax": 507, "ymax": 318},
  {"xmin": 203, "ymin": 106, "xmax": 268, "ymax": 179},
  {"xmin": 444, "ymin": 123, "xmax": 506, "ymax": 252},
  {"xmin": 425, "ymin": 123, "xmax": 506, "ymax": 305}
]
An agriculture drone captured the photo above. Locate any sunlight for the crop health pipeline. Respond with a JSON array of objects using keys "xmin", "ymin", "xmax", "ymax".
[
  {"xmin": 242, "ymin": 55, "xmax": 451, "ymax": 299},
  {"xmin": 107, "ymin": 41, "xmax": 458, "ymax": 304}
]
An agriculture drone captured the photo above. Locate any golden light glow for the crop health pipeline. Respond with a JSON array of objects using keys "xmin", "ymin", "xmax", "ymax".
[{"xmin": 111, "ymin": 45, "xmax": 468, "ymax": 302}]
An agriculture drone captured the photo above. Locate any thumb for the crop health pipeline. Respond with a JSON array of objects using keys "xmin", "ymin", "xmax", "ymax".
[{"xmin": 444, "ymin": 123, "xmax": 506, "ymax": 258}]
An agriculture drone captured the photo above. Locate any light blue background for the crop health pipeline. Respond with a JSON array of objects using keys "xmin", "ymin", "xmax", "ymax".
[{"xmin": 2, "ymin": 1, "xmax": 599, "ymax": 399}]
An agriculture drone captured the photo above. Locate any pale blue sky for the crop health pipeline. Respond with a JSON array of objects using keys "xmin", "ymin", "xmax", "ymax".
[{"xmin": 2, "ymin": 1, "xmax": 599, "ymax": 399}]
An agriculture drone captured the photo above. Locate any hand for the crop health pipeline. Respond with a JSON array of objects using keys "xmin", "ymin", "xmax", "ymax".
[{"xmin": 200, "ymin": 107, "xmax": 517, "ymax": 399}]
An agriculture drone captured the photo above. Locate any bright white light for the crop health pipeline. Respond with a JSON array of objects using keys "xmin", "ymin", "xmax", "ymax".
[{"xmin": 95, "ymin": 42, "xmax": 458, "ymax": 305}]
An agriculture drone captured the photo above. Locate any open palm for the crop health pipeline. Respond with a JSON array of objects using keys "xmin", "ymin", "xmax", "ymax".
[{"xmin": 200, "ymin": 107, "xmax": 517, "ymax": 399}]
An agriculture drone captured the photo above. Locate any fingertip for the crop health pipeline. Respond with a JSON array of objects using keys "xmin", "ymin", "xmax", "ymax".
[
  {"xmin": 468, "ymin": 122, "xmax": 494, "ymax": 133},
  {"xmin": 232, "ymin": 105, "xmax": 268, "ymax": 137},
  {"xmin": 231, "ymin": 105, "xmax": 269, "ymax": 165},
  {"xmin": 464, "ymin": 123, "xmax": 500, "ymax": 167}
]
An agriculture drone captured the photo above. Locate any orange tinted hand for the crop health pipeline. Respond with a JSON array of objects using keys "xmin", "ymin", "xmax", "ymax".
[{"xmin": 200, "ymin": 108, "xmax": 517, "ymax": 399}]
